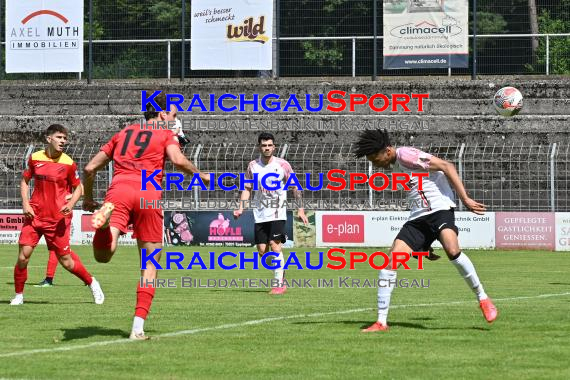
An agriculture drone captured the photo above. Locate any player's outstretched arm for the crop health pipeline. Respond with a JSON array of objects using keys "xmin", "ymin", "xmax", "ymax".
[
  {"xmin": 428, "ymin": 155, "xmax": 487, "ymax": 215},
  {"xmin": 166, "ymin": 145, "xmax": 210, "ymax": 185},
  {"xmin": 20, "ymin": 177, "xmax": 35, "ymax": 219},
  {"xmin": 83, "ymin": 151, "xmax": 111, "ymax": 211}
]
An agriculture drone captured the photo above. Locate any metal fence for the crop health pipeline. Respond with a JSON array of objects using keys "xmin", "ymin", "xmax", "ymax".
[
  {"xmin": 1, "ymin": 0, "xmax": 569, "ymax": 79},
  {"xmin": 1, "ymin": 142, "xmax": 567, "ymax": 212}
]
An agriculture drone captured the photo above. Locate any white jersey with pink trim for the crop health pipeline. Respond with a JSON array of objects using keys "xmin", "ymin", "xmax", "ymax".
[
  {"xmin": 245, "ymin": 156, "xmax": 293, "ymax": 223},
  {"xmin": 392, "ymin": 147, "xmax": 456, "ymax": 220}
]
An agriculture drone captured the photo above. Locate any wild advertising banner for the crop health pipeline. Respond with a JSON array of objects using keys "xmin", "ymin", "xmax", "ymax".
[
  {"xmin": 383, "ymin": 0, "xmax": 469, "ymax": 69},
  {"xmin": 191, "ymin": 0, "xmax": 273, "ymax": 70},
  {"xmin": 5, "ymin": 0, "xmax": 83, "ymax": 73}
]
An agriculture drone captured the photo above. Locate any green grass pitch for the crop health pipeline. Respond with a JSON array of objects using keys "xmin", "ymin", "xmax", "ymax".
[{"xmin": 0, "ymin": 245, "xmax": 569, "ymax": 379}]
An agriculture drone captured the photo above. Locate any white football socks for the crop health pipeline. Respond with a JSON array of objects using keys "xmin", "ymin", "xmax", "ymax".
[
  {"xmin": 451, "ymin": 252, "xmax": 488, "ymax": 301},
  {"xmin": 274, "ymin": 251, "xmax": 285, "ymax": 286},
  {"xmin": 132, "ymin": 316, "xmax": 145, "ymax": 334},
  {"xmin": 377, "ymin": 269, "xmax": 397, "ymax": 325}
]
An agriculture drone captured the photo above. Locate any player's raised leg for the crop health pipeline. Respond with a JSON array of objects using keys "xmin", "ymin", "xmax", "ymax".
[
  {"xmin": 92, "ymin": 202, "xmax": 115, "ymax": 230},
  {"xmin": 362, "ymin": 238, "xmax": 413, "ymax": 332},
  {"xmin": 83, "ymin": 153, "xmax": 120, "ymax": 263},
  {"xmin": 88, "ymin": 199, "xmax": 118, "ymax": 262},
  {"xmin": 439, "ymin": 228, "xmax": 497, "ymax": 323},
  {"xmin": 92, "ymin": 224, "xmax": 122, "ymax": 263},
  {"xmin": 11, "ymin": 245, "xmax": 35, "ymax": 305}
]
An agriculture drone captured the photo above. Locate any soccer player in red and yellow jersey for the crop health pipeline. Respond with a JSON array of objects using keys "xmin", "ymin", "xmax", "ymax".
[
  {"xmin": 11, "ymin": 124, "xmax": 104, "ymax": 306},
  {"xmin": 83, "ymin": 92, "xmax": 209, "ymax": 340}
]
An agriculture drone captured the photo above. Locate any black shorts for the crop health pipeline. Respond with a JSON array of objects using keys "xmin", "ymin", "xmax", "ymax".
[
  {"xmin": 395, "ymin": 209, "xmax": 458, "ymax": 251},
  {"xmin": 255, "ymin": 220, "xmax": 287, "ymax": 245}
]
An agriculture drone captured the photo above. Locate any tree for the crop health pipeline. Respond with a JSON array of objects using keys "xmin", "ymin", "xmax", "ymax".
[
  {"xmin": 524, "ymin": 0, "xmax": 570, "ymax": 74},
  {"xmin": 280, "ymin": 0, "xmax": 371, "ymax": 74},
  {"xmin": 528, "ymin": 0, "xmax": 539, "ymax": 63}
]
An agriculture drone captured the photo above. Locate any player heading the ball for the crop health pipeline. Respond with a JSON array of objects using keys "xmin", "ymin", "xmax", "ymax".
[{"xmin": 354, "ymin": 129, "xmax": 498, "ymax": 332}]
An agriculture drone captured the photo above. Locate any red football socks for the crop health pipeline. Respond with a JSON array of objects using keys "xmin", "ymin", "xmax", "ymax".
[
  {"xmin": 69, "ymin": 251, "xmax": 93, "ymax": 285},
  {"xmin": 14, "ymin": 265, "xmax": 28, "ymax": 293},
  {"xmin": 46, "ymin": 250, "xmax": 58, "ymax": 278},
  {"xmin": 135, "ymin": 281, "xmax": 156, "ymax": 319}
]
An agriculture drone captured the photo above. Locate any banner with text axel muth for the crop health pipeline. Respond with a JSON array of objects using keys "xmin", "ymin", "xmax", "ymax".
[
  {"xmin": 383, "ymin": 0, "xmax": 468, "ymax": 69},
  {"xmin": 5, "ymin": 0, "xmax": 83, "ymax": 73},
  {"xmin": 191, "ymin": 0, "xmax": 273, "ymax": 70}
]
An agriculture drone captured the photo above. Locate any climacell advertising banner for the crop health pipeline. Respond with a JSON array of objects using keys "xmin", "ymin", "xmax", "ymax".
[{"xmin": 383, "ymin": 0, "xmax": 469, "ymax": 69}]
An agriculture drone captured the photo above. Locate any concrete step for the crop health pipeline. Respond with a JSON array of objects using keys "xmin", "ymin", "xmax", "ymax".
[
  {"xmin": 0, "ymin": 114, "xmax": 568, "ymax": 146},
  {"xmin": 2, "ymin": 79, "xmax": 570, "ymax": 101},
  {"xmin": 1, "ymin": 97, "xmax": 569, "ymax": 116}
]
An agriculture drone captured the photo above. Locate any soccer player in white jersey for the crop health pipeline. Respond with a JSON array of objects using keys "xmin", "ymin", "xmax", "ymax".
[
  {"xmin": 234, "ymin": 132, "xmax": 309, "ymax": 295},
  {"xmin": 354, "ymin": 129, "xmax": 497, "ymax": 332}
]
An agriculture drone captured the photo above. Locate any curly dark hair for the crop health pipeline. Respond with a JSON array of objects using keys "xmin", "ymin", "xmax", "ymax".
[{"xmin": 353, "ymin": 129, "xmax": 392, "ymax": 158}]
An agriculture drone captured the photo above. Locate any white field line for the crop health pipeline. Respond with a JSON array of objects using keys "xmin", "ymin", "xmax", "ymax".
[{"xmin": 0, "ymin": 291, "xmax": 569, "ymax": 359}]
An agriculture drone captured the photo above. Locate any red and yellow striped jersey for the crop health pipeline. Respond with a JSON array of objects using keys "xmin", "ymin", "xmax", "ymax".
[{"xmin": 23, "ymin": 150, "xmax": 81, "ymax": 221}]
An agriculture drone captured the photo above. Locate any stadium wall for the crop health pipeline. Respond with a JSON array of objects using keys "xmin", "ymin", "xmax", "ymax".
[
  {"xmin": 0, "ymin": 78, "xmax": 569, "ymax": 146},
  {"xmin": 1, "ymin": 79, "xmax": 569, "ymax": 250}
]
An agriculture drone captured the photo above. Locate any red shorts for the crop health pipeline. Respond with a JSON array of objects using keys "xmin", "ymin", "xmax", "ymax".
[
  {"xmin": 19, "ymin": 217, "xmax": 72, "ymax": 256},
  {"xmin": 105, "ymin": 182, "xmax": 163, "ymax": 242}
]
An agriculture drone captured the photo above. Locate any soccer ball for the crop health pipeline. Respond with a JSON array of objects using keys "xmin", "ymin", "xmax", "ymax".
[{"xmin": 493, "ymin": 86, "xmax": 523, "ymax": 117}]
